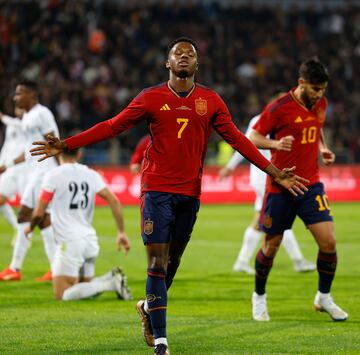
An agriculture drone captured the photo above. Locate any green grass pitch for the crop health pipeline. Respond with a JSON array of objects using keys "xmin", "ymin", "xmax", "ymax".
[{"xmin": 0, "ymin": 203, "xmax": 359, "ymax": 354}]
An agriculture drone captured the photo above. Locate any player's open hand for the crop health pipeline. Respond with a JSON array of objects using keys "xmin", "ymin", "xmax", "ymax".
[
  {"xmin": 274, "ymin": 166, "xmax": 309, "ymax": 197},
  {"xmin": 0, "ymin": 165, "xmax": 6, "ymax": 174},
  {"xmin": 30, "ymin": 135, "xmax": 66, "ymax": 162},
  {"xmin": 321, "ymin": 148, "xmax": 335, "ymax": 166},
  {"xmin": 116, "ymin": 232, "xmax": 130, "ymax": 255}
]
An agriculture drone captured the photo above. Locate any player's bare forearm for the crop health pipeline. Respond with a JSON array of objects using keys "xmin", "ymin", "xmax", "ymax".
[
  {"xmin": 29, "ymin": 215, "xmax": 43, "ymax": 232},
  {"xmin": 250, "ymin": 130, "xmax": 294, "ymax": 151},
  {"xmin": 249, "ymin": 129, "xmax": 277, "ymax": 149},
  {"xmin": 264, "ymin": 164, "xmax": 309, "ymax": 197}
]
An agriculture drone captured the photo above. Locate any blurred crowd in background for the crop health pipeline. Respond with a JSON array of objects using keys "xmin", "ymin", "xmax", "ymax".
[{"xmin": 0, "ymin": 0, "xmax": 359, "ymax": 164}]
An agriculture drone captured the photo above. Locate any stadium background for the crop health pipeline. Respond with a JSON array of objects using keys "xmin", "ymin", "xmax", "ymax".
[{"xmin": 1, "ymin": 0, "xmax": 359, "ymax": 165}]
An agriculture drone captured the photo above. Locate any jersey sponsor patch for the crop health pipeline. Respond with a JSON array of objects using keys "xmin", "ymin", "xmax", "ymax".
[
  {"xmin": 175, "ymin": 105, "xmax": 192, "ymax": 111},
  {"xmin": 195, "ymin": 98, "xmax": 207, "ymax": 115},
  {"xmin": 144, "ymin": 219, "xmax": 154, "ymax": 235}
]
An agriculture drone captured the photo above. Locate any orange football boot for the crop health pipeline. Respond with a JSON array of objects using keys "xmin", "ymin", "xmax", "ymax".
[
  {"xmin": 0, "ymin": 267, "xmax": 22, "ymax": 281},
  {"xmin": 35, "ymin": 270, "xmax": 52, "ymax": 282}
]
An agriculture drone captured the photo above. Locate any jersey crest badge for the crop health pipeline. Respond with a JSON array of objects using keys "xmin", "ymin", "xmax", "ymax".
[
  {"xmin": 195, "ymin": 98, "xmax": 207, "ymax": 116},
  {"xmin": 294, "ymin": 116, "xmax": 303, "ymax": 123},
  {"xmin": 144, "ymin": 219, "xmax": 154, "ymax": 235},
  {"xmin": 263, "ymin": 214, "xmax": 272, "ymax": 228}
]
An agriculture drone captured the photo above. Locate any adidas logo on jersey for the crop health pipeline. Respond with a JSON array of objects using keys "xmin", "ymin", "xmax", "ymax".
[
  {"xmin": 295, "ymin": 116, "xmax": 303, "ymax": 123},
  {"xmin": 160, "ymin": 104, "xmax": 171, "ymax": 111}
]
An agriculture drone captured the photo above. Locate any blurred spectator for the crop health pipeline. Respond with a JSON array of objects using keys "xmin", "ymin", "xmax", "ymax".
[{"xmin": 0, "ymin": 0, "xmax": 359, "ymax": 163}]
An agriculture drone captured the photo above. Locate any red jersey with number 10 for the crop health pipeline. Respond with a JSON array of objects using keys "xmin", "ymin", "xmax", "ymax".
[
  {"xmin": 66, "ymin": 82, "xmax": 270, "ymax": 198},
  {"xmin": 253, "ymin": 89, "xmax": 327, "ymax": 193}
]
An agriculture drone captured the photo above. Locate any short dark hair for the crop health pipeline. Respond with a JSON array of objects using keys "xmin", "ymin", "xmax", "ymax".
[
  {"xmin": 299, "ymin": 59, "xmax": 329, "ymax": 84},
  {"xmin": 167, "ymin": 37, "xmax": 198, "ymax": 56},
  {"xmin": 17, "ymin": 80, "xmax": 38, "ymax": 94}
]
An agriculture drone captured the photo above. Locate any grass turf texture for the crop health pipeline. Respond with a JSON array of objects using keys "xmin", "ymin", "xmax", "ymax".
[{"xmin": 0, "ymin": 203, "xmax": 359, "ymax": 354}]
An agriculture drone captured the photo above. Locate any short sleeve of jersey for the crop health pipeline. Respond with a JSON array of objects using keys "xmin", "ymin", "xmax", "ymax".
[
  {"xmin": 252, "ymin": 109, "xmax": 277, "ymax": 137},
  {"xmin": 41, "ymin": 170, "xmax": 58, "ymax": 194},
  {"xmin": 39, "ymin": 108, "xmax": 57, "ymax": 136},
  {"xmin": 91, "ymin": 170, "xmax": 107, "ymax": 193}
]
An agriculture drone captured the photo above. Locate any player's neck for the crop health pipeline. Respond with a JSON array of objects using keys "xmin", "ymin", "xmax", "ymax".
[
  {"xmin": 25, "ymin": 100, "xmax": 39, "ymax": 112},
  {"xmin": 293, "ymin": 86, "xmax": 312, "ymax": 110},
  {"xmin": 168, "ymin": 75, "xmax": 194, "ymax": 93}
]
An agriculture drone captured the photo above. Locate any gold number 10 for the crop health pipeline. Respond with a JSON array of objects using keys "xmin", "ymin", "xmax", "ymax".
[
  {"xmin": 301, "ymin": 126, "xmax": 317, "ymax": 144},
  {"xmin": 315, "ymin": 194, "xmax": 330, "ymax": 211}
]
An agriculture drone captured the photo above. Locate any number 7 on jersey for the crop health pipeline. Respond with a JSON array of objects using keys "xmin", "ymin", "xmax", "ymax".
[{"xmin": 177, "ymin": 118, "xmax": 189, "ymax": 139}]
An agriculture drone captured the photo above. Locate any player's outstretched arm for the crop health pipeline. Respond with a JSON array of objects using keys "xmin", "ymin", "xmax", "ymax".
[
  {"xmin": 264, "ymin": 164, "xmax": 309, "ymax": 197},
  {"xmin": 31, "ymin": 135, "xmax": 67, "ymax": 162}
]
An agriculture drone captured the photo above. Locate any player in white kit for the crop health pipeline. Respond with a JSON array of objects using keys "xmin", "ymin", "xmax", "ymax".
[
  {"xmin": 25, "ymin": 148, "xmax": 132, "ymax": 301},
  {"xmin": 0, "ymin": 82, "xmax": 58, "ymax": 281},
  {"xmin": 219, "ymin": 114, "xmax": 316, "ymax": 274},
  {"xmin": 0, "ymin": 107, "xmax": 26, "ymax": 236}
]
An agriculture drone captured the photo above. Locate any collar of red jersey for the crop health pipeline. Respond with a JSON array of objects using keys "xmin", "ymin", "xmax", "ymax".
[{"xmin": 167, "ymin": 81, "xmax": 196, "ymax": 98}]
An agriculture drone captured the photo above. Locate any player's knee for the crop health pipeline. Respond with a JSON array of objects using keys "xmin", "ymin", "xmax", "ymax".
[
  {"xmin": 263, "ymin": 238, "xmax": 281, "ymax": 257},
  {"xmin": 54, "ymin": 289, "xmax": 65, "ymax": 300},
  {"xmin": 320, "ymin": 238, "xmax": 336, "ymax": 253},
  {"xmin": 148, "ymin": 256, "xmax": 168, "ymax": 271}
]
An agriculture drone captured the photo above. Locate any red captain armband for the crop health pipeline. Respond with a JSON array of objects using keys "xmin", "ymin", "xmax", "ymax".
[{"xmin": 39, "ymin": 189, "xmax": 54, "ymax": 204}]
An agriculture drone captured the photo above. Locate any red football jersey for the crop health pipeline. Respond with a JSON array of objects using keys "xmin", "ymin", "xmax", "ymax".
[
  {"xmin": 130, "ymin": 134, "xmax": 151, "ymax": 165},
  {"xmin": 66, "ymin": 82, "xmax": 270, "ymax": 197},
  {"xmin": 253, "ymin": 89, "xmax": 327, "ymax": 193}
]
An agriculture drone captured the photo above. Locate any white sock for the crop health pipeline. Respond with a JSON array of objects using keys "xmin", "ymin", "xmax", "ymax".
[
  {"xmin": 235, "ymin": 227, "xmax": 262, "ymax": 264},
  {"xmin": 155, "ymin": 338, "xmax": 168, "ymax": 347},
  {"xmin": 92, "ymin": 270, "xmax": 112, "ymax": 282},
  {"xmin": 0, "ymin": 204, "xmax": 18, "ymax": 229},
  {"xmin": 10, "ymin": 222, "xmax": 32, "ymax": 270},
  {"xmin": 282, "ymin": 229, "xmax": 303, "ymax": 261},
  {"xmin": 62, "ymin": 278, "xmax": 116, "ymax": 300},
  {"xmin": 40, "ymin": 226, "xmax": 57, "ymax": 268}
]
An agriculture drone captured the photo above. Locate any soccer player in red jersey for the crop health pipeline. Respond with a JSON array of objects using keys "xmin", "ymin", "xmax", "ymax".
[
  {"xmin": 129, "ymin": 134, "xmax": 151, "ymax": 175},
  {"xmin": 30, "ymin": 38, "xmax": 309, "ymax": 354},
  {"xmin": 249, "ymin": 59, "xmax": 348, "ymax": 322}
]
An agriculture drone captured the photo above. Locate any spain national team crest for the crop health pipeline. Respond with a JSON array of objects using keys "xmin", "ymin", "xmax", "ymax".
[
  {"xmin": 195, "ymin": 98, "xmax": 207, "ymax": 116},
  {"xmin": 263, "ymin": 214, "xmax": 272, "ymax": 228},
  {"xmin": 144, "ymin": 219, "xmax": 154, "ymax": 235}
]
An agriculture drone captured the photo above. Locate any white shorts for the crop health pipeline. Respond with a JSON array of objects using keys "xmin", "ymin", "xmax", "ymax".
[
  {"xmin": 52, "ymin": 237, "xmax": 100, "ymax": 278},
  {"xmin": 0, "ymin": 164, "xmax": 28, "ymax": 199},
  {"xmin": 21, "ymin": 174, "xmax": 48, "ymax": 210},
  {"xmin": 253, "ymin": 183, "xmax": 265, "ymax": 212}
]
